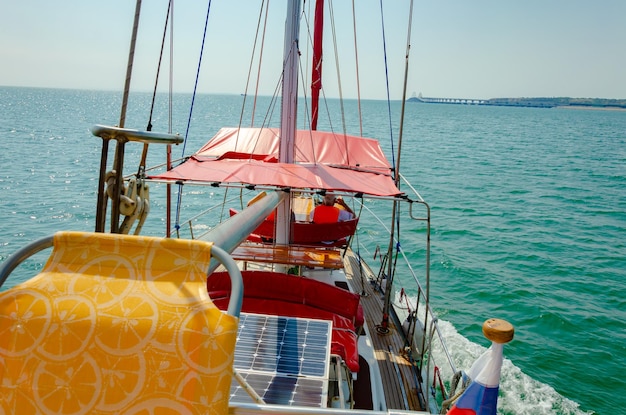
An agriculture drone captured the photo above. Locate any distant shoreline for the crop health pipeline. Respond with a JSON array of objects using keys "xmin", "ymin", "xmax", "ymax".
[
  {"xmin": 556, "ymin": 105, "xmax": 626, "ymax": 112},
  {"xmin": 408, "ymin": 96, "xmax": 626, "ymax": 110}
]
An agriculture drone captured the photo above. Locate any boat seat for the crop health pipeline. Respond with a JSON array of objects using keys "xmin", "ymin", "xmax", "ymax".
[
  {"xmin": 229, "ymin": 208, "xmax": 358, "ymax": 247},
  {"xmin": 0, "ymin": 231, "xmax": 240, "ymax": 415}
]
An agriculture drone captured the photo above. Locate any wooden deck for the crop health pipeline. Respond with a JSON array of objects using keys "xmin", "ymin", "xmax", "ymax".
[{"xmin": 343, "ymin": 249, "xmax": 425, "ymax": 412}]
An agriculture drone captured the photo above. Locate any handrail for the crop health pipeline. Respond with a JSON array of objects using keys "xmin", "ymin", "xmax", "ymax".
[
  {"xmin": 210, "ymin": 244, "xmax": 243, "ymax": 317},
  {"xmin": 0, "ymin": 235, "xmax": 53, "ymax": 289},
  {"xmin": 230, "ymin": 402, "xmax": 431, "ymax": 415},
  {"xmin": 91, "ymin": 124, "xmax": 184, "ymax": 145},
  {"xmin": 353, "ymin": 195, "xmax": 458, "ymax": 411}
]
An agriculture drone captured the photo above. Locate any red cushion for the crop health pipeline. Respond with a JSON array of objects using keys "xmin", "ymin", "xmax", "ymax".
[
  {"xmin": 208, "ymin": 271, "xmax": 361, "ymax": 372},
  {"xmin": 229, "ymin": 208, "xmax": 358, "ymax": 245},
  {"xmin": 208, "ymin": 271, "xmax": 361, "ymax": 325}
]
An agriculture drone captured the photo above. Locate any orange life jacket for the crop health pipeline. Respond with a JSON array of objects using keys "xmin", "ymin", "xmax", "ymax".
[{"xmin": 312, "ymin": 205, "xmax": 340, "ymax": 224}]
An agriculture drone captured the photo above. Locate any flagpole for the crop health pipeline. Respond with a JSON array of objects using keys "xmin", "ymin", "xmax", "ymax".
[{"xmin": 446, "ymin": 319, "xmax": 514, "ymax": 415}]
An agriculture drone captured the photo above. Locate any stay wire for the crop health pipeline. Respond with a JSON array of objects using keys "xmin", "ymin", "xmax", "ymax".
[
  {"xmin": 138, "ymin": 0, "xmax": 173, "ymax": 180},
  {"xmin": 175, "ymin": 0, "xmax": 213, "ymax": 231},
  {"xmin": 180, "ymin": 0, "xmax": 212, "ymax": 158},
  {"xmin": 351, "ymin": 0, "xmax": 363, "ymax": 137},
  {"xmin": 146, "ymin": 0, "xmax": 171, "ymax": 133},
  {"xmin": 378, "ymin": 0, "xmax": 396, "ymax": 180}
]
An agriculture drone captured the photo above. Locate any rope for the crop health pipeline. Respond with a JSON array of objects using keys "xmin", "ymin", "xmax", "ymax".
[
  {"xmin": 440, "ymin": 370, "xmax": 470, "ymax": 412},
  {"xmin": 240, "ymin": 0, "xmax": 269, "ymax": 129},
  {"xmin": 327, "ymin": 2, "xmax": 350, "ymax": 153},
  {"xmin": 181, "ymin": 0, "xmax": 212, "ymax": 158},
  {"xmin": 146, "ymin": 1, "xmax": 172, "ymax": 132},
  {"xmin": 378, "ymin": 0, "xmax": 396, "ymax": 179},
  {"xmin": 168, "ymin": 1, "xmax": 174, "ymax": 135},
  {"xmin": 328, "ymin": 2, "xmax": 343, "ymax": 130},
  {"xmin": 350, "ymin": 0, "xmax": 363, "ymax": 137},
  {"xmin": 175, "ymin": 0, "xmax": 213, "ymax": 231}
]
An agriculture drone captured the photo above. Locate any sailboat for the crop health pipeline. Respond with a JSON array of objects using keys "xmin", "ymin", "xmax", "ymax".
[{"xmin": 0, "ymin": 1, "xmax": 514, "ymax": 414}]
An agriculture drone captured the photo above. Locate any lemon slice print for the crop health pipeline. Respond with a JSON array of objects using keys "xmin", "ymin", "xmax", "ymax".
[
  {"xmin": 118, "ymin": 397, "xmax": 193, "ymax": 415},
  {"xmin": 36, "ymin": 295, "xmax": 96, "ymax": 361},
  {"xmin": 33, "ymin": 354, "xmax": 101, "ymax": 415},
  {"xmin": 0, "ymin": 289, "xmax": 51, "ymax": 357},
  {"xmin": 93, "ymin": 351, "xmax": 147, "ymax": 412},
  {"xmin": 178, "ymin": 307, "xmax": 237, "ymax": 374},
  {"xmin": 95, "ymin": 292, "xmax": 158, "ymax": 356}
]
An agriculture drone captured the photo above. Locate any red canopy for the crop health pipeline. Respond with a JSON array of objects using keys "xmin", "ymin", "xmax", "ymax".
[{"xmin": 151, "ymin": 127, "xmax": 401, "ymax": 197}]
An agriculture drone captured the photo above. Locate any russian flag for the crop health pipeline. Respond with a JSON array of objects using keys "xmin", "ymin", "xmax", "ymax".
[{"xmin": 447, "ymin": 342, "xmax": 505, "ymax": 415}]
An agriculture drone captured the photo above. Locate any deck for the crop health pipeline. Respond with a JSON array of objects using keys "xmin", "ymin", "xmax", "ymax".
[
  {"xmin": 343, "ymin": 249, "xmax": 426, "ymax": 412},
  {"xmin": 223, "ymin": 242, "xmax": 427, "ymax": 412}
]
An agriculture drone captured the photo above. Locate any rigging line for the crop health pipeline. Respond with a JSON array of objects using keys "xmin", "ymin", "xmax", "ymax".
[
  {"xmin": 390, "ymin": 1, "xmax": 414, "ymax": 323},
  {"xmin": 168, "ymin": 0, "xmax": 174, "ymax": 135},
  {"xmin": 294, "ymin": 7, "xmax": 320, "ymax": 149},
  {"xmin": 302, "ymin": 7, "xmax": 331, "ymax": 136},
  {"xmin": 252, "ymin": 0, "xmax": 271, "ymax": 128},
  {"xmin": 246, "ymin": 57, "xmax": 284, "ymax": 159},
  {"xmin": 166, "ymin": 1, "xmax": 175, "ymax": 237},
  {"xmin": 395, "ymin": 0, "xmax": 415, "ymax": 187},
  {"xmin": 379, "ymin": 0, "xmax": 402, "ymax": 331},
  {"xmin": 256, "ymin": 72, "xmax": 283, "ymax": 132},
  {"xmin": 233, "ymin": 0, "xmax": 271, "ymax": 164},
  {"xmin": 303, "ymin": 0, "xmax": 313, "ymax": 130},
  {"xmin": 378, "ymin": 0, "xmax": 396, "ymax": 178},
  {"xmin": 320, "ymin": 85, "xmax": 336, "ymax": 133},
  {"xmin": 180, "ymin": 0, "xmax": 212, "ymax": 158},
  {"xmin": 301, "ymin": 4, "xmax": 314, "ymax": 131},
  {"xmin": 146, "ymin": 0, "xmax": 172, "ymax": 133},
  {"xmin": 328, "ymin": 2, "xmax": 346, "ymax": 133},
  {"xmin": 226, "ymin": 0, "xmax": 267, "ymax": 216},
  {"xmin": 328, "ymin": 0, "xmax": 351, "ymax": 166},
  {"xmin": 175, "ymin": 0, "xmax": 212, "ymax": 231},
  {"xmin": 238, "ymin": 0, "xmax": 268, "ymax": 130},
  {"xmin": 297, "ymin": 46, "xmax": 319, "ymax": 162},
  {"xmin": 351, "ymin": 0, "xmax": 363, "ymax": 137},
  {"xmin": 301, "ymin": 7, "xmax": 335, "ymax": 135}
]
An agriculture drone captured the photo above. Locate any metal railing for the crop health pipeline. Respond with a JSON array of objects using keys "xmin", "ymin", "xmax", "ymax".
[{"xmin": 351, "ymin": 186, "xmax": 459, "ymax": 412}]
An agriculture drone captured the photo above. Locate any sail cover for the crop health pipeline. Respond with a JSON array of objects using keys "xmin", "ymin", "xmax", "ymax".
[{"xmin": 151, "ymin": 127, "xmax": 401, "ymax": 197}]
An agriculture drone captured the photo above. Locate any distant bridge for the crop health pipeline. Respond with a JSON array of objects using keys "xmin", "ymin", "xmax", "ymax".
[{"xmin": 412, "ymin": 96, "xmax": 487, "ymax": 105}]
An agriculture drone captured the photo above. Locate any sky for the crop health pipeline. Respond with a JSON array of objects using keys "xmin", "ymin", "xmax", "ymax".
[{"xmin": 1, "ymin": 0, "xmax": 625, "ymax": 100}]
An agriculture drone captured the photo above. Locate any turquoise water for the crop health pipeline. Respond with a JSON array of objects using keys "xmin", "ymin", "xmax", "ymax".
[{"xmin": 1, "ymin": 87, "xmax": 625, "ymax": 415}]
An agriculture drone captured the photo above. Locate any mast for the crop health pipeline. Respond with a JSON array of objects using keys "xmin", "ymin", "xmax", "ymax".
[
  {"xmin": 310, "ymin": 0, "xmax": 324, "ymax": 130},
  {"xmin": 275, "ymin": 0, "xmax": 302, "ymax": 246}
]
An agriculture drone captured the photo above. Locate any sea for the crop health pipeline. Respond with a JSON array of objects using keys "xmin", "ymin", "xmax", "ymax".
[{"xmin": 1, "ymin": 86, "xmax": 624, "ymax": 415}]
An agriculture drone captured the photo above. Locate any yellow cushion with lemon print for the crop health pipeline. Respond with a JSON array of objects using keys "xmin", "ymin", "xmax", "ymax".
[{"xmin": 0, "ymin": 231, "xmax": 238, "ymax": 415}]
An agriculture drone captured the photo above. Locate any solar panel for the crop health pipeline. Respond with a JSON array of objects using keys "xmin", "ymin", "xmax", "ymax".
[{"xmin": 230, "ymin": 313, "xmax": 332, "ymax": 407}]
